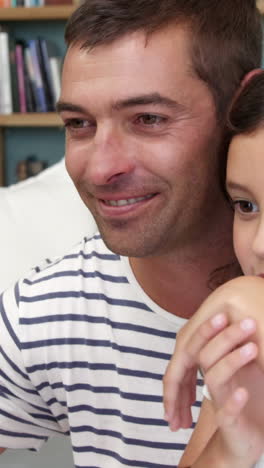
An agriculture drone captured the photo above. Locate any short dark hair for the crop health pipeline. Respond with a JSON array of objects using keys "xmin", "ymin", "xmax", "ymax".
[{"xmin": 65, "ymin": 0, "xmax": 262, "ymax": 120}]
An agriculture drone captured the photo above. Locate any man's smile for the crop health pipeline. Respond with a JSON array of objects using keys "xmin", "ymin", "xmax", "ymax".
[{"xmin": 102, "ymin": 194, "xmax": 155, "ymax": 207}]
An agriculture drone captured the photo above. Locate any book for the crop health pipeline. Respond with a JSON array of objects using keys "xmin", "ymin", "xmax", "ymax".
[
  {"xmin": 0, "ymin": 0, "xmax": 10, "ymax": 6},
  {"xmin": 0, "ymin": 30, "xmax": 13, "ymax": 114},
  {"xmin": 27, "ymin": 39, "xmax": 48, "ymax": 112},
  {"xmin": 9, "ymin": 39, "xmax": 20, "ymax": 113},
  {"xmin": 15, "ymin": 40, "xmax": 36, "ymax": 112},
  {"xmin": 37, "ymin": 38, "xmax": 56, "ymax": 111},
  {"xmin": 15, "ymin": 42, "xmax": 27, "ymax": 113},
  {"xmin": 24, "ymin": 46, "xmax": 40, "ymax": 111},
  {"xmin": 49, "ymin": 56, "xmax": 62, "ymax": 104},
  {"xmin": 23, "ymin": 46, "xmax": 35, "ymax": 112},
  {"xmin": 44, "ymin": 0, "xmax": 73, "ymax": 4}
]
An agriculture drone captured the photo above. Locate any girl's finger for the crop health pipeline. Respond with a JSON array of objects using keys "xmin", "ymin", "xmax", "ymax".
[
  {"xmin": 216, "ymin": 387, "xmax": 249, "ymax": 429},
  {"xmin": 199, "ymin": 318, "xmax": 257, "ymax": 373},
  {"xmin": 163, "ymin": 313, "xmax": 228, "ymax": 422},
  {"xmin": 204, "ymin": 342, "xmax": 258, "ymax": 401}
]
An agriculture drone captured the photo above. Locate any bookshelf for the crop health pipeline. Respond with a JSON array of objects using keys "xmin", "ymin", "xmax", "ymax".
[
  {"xmin": 0, "ymin": 112, "xmax": 62, "ymax": 127},
  {"xmin": 0, "ymin": 6, "xmax": 75, "ymax": 20},
  {"xmin": 0, "ymin": 5, "xmax": 73, "ymax": 185}
]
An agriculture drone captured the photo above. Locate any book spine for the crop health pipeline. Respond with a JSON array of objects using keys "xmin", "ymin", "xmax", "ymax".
[
  {"xmin": 44, "ymin": 0, "xmax": 73, "ymax": 4},
  {"xmin": 0, "ymin": 0, "xmax": 11, "ymax": 6},
  {"xmin": 27, "ymin": 39, "xmax": 48, "ymax": 112},
  {"xmin": 24, "ymin": 46, "xmax": 40, "ymax": 111},
  {"xmin": 15, "ymin": 43, "xmax": 27, "ymax": 113},
  {"xmin": 38, "ymin": 38, "xmax": 56, "ymax": 111},
  {"xmin": 23, "ymin": 49, "xmax": 35, "ymax": 112},
  {"xmin": 0, "ymin": 31, "xmax": 13, "ymax": 114},
  {"xmin": 9, "ymin": 40, "xmax": 20, "ymax": 113},
  {"xmin": 49, "ymin": 57, "xmax": 62, "ymax": 104}
]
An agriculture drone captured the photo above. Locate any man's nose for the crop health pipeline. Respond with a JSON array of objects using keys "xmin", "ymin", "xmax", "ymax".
[{"xmin": 87, "ymin": 125, "xmax": 135, "ymax": 186}]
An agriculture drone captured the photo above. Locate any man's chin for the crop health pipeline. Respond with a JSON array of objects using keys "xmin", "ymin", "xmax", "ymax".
[
  {"xmin": 95, "ymin": 218, "xmax": 164, "ymax": 258},
  {"xmin": 102, "ymin": 236, "xmax": 144, "ymax": 257},
  {"xmin": 98, "ymin": 227, "xmax": 149, "ymax": 258}
]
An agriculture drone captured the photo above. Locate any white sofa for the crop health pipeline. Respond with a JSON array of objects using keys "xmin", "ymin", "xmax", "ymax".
[
  {"xmin": 0, "ymin": 158, "xmax": 97, "ymax": 292},
  {"xmin": 0, "ymin": 158, "xmax": 97, "ymax": 468}
]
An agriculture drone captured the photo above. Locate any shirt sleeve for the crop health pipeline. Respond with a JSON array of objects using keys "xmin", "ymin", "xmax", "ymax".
[{"xmin": 0, "ymin": 283, "xmax": 62, "ymax": 451}]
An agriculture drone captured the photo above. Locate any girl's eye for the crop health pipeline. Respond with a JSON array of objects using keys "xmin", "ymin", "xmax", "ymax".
[
  {"xmin": 136, "ymin": 114, "xmax": 167, "ymax": 126},
  {"xmin": 233, "ymin": 200, "xmax": 259, "ymax": 214}
]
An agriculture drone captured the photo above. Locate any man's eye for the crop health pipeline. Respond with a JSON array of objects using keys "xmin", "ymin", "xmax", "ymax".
[
  {"xmin": 233, "ymin": 200, "xmax": 259, "ymax": 214},
  {"xmin": 64, "ymin": 119, "xmax": 94, "ymax": 129},
  {"xmin": 136, "ymin": 114, "xmax": 167, "ymax": 126}
]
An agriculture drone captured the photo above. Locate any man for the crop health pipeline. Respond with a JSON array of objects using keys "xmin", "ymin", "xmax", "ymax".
[{"xmin": 0, "ymin": 1, "xmax": 262, "ymax": 466}]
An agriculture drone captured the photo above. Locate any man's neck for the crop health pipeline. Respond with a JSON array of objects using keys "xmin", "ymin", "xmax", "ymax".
[{"xmin": 129, "ymin": 207, "xmax": 236, "ymax": 319}]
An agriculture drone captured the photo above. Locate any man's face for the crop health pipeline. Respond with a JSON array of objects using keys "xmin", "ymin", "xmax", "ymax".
[{"xmin": 59, "ymin": 25, "xmax": 222, "ymax": 257}]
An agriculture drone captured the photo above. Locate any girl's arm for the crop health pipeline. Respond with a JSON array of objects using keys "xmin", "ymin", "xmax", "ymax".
[{"xmin": 178, "ymin": 398, "xmax": 216, "ymax": 467}]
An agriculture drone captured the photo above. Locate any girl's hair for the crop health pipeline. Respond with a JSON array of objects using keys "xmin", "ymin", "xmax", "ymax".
[
  {"xmin": 209, "ymin": 71, "xmax": 264, "ymax": 290},
  {"xmin": 228, "ymin": 70, "xmax": 264, "ymax": 136},
  {"xmin": 209, "ymin": 72, "xmax": 264, "ymax": 289},
  {"xmin": 219, "ymin": 71, "xmax": 264, "ymax": 195}
]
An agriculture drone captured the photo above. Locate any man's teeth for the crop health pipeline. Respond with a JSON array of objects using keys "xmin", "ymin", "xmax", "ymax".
[{"xmin": 105, "ymin": 195, "xmax": 153, "ymax": 207}]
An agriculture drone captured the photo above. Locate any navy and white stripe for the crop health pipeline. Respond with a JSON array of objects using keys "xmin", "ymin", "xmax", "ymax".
[{"xmin": 0, "ymin": 233, "xmax": 203, "ymax": 467}]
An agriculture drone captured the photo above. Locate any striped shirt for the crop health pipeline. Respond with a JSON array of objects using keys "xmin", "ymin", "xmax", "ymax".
[{"xmin": 0, "ymin": 233, "xmax": 203, "ymax": 467}]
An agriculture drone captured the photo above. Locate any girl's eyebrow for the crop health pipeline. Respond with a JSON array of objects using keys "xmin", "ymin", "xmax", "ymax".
[{"xmin": 226, "ymin": 181, "xmax": 248, "ymax": 192}]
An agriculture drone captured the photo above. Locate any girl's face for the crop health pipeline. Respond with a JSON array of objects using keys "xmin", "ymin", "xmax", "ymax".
[{"xmin": 226, "ymin": 127, "xmax": 264, "ymax": 276}]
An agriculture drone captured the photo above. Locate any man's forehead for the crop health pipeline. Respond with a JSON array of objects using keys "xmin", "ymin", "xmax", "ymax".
[{"xmin": 63, "ymin": 24, "xmax": 191, "ymax": 71}]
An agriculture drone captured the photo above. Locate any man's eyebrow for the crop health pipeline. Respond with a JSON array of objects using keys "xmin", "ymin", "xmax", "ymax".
[
  {"xmin": 112, "ymin": 93, "xmax": 184, "ymax": 111},
  {"xmin": 56, "ymin": 102, "xmax": 86, "ymax": 114},
  {"xmin": 56, "ymin": 93, "xmax": 183, "ymax": 114}
]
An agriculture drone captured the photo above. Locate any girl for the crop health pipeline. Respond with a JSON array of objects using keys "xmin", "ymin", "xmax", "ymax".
[{"xmin": 163, "ymin": 71, "xmax": 264, "ymax": 467}]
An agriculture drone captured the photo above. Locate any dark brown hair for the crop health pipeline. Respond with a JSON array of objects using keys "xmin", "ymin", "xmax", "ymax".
[
  {"xmin": 210, "ymin": 71, "xmax": 264, "ymax": 289},
  {"xmin": 228, "ymin": 71, "xmax": 264, "ymax": 136},
  {"xmin": 218, "ymin": 71, "xmax": 264, "ymax": 196},
  {"xmin": 65, "ymin": 0, "xmax": 262, "ymax": 120}
]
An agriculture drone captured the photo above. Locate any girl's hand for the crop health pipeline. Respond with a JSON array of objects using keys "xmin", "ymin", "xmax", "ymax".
[
  {"xmin": 191, "ymin": 321, "xmax": 264, "ymax": 467},
  {"xmin": 163, "ymin": 312, "xmax": 256, "ymax": 431},
  {"xmin": 163, "ymin": 275, "xmax": 264, "ymax": 431}
]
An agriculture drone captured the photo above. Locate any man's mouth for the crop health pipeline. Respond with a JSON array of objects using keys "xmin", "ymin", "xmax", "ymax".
[{"xmin": 103, "ymin": 194, "xmax": 155, "ymax": 207}]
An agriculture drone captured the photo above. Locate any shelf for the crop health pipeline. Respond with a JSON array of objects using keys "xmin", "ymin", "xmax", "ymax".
[
  {"xmin": 0, "ymin": 113, "xmax": 63, "ymax": 127},
  {"xmin": 0, "ymin": 5, "xmax": 75, "ymax": 20}
]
